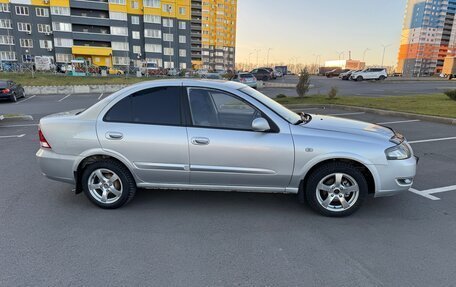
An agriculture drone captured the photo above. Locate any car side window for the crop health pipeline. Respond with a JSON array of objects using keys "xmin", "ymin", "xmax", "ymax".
[
  {"xmin": 252, "ymin": 69, "xmax": 257, "ymax": 73},
  {"xmin": 187, "ymin": 88, "xmax": 260, "ymax": 131},
  {"xmin": 104, "ymin": 86, "xmax": 181, "ymax": 125}
]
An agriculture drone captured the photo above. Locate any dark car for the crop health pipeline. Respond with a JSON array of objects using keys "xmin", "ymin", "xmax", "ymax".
[
  {"xmin": 325, "ymin": 68, "xmax": 350, "ymax": 78},
  {"xmin": 250, "ymin": 68, "xmax": 272, "ymax": 81},
  {"xmin": 258, "ymin": 67, "xmax": 276, "ymax": 79},
  {"xmin": 0, "ymin": 80, "xmax": 25, "ymax": 102}
]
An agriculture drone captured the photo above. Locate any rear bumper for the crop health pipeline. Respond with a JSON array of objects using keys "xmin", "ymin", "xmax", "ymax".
[
  {"xmin": 0, "ymin": 93, "xmax": 12, "ymax": 99},
  {"xmin": 373, "ymin": 156, "xmax": 417, "ymax": 197},
  {"xmin": 36, "ymin": 148, "xmax": 77, "ymax": 184}
]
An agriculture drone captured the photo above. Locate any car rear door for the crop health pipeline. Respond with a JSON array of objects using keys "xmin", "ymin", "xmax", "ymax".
[
  {"xmin": 97, "ymin": 85, "xmax": 189, "ymax": 185},
  {"xmin": 184, "ymin": 87, "xmax": 294, "ymax": 190}
]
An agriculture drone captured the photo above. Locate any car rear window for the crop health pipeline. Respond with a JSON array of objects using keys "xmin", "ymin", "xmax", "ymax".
[
  {"xmin": 240, "ymin": 74, "xmax": 253, "ymax": 79},
  {"xmin": 104, "ymin": 86, "xmax": 181, "ymax": 125}
]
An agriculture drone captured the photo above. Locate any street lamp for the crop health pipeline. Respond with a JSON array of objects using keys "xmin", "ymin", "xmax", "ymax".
[
  {"xmin": 336, "ymin": 51, "xmax": 345, "ymax": 60},
  {"xmin": 381, "ymin": 44, "xmax": 392, "ymax": 67},
  {"xmin": 362, "ymin": 48, "xmax": 370, "ymax": 62},
  {"xmin": 266, "ymin": 48, "xmax": 272, "ymax": 67}
]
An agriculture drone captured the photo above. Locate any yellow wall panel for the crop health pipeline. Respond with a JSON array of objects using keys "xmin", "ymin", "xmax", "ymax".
[
  {"xmin": 49, "ymin": 0, "xmax": 69, "ymax": 7},
  {"xmin": 109, "ymin": 3, "xmax": 127, "ymax": 13}
]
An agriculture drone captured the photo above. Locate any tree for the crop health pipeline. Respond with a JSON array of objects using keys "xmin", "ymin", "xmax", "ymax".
[{"xmin": 296, "ymin": 68, "xmax": 311, "ymax": 97}]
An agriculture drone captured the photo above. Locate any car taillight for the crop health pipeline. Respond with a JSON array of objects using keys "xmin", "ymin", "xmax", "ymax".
[
  {"xmin": 240, "ymin": 78, "xmax": 246, "ymax": 83},
  {"xmin": 38, "ymin": 128, "xmax": 51, "ymax": 149},
  {"xmin": 2, "ymin": 88, "xmax": 10, "ymax": 94}
]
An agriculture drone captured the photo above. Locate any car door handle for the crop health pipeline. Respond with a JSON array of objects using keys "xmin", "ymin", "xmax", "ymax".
[
  {"xmin": 191, "ymin": 137, "xmax": 210, "ymax": 145},
  {"xmin": 106, "ymin": 132, "xmax": 123, "ymax": 140}
]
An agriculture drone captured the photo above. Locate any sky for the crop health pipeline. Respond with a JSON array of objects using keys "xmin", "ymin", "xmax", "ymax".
[{"xmin": 235, "ymin": 0, "xmax": 408, "ymax": 67}]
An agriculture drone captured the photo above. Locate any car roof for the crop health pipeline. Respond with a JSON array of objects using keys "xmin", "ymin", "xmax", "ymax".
[{"xmin": 127, "ymin": 78, "xmax": 245, "ymax": 90}]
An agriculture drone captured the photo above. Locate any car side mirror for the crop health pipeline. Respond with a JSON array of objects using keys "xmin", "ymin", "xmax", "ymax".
[{"xmin": 252, "ymin": 117, "xmax": 271, "ymax": 132}]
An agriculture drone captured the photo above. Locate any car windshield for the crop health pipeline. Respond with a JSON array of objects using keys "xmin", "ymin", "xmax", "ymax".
[
  {"xmin": 0, "ymin": 81, "xmax": 8, "ymax": 88},
  {"xmin": 240, "ymin": 87, "xmax": 301, "ymax": 124}
]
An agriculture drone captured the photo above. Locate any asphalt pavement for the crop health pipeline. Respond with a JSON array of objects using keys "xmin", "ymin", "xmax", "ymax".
[{"xmin": 0, "ymin": 93, "xmax": 456, "ymax": 286}]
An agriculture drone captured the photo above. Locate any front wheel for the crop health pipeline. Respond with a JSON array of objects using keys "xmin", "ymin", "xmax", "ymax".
[
  {"xmin": 356, "ymin": 76, "xmax": 363, "ymax": 81},
  {"xmin": 304, "ymin": 162, "xmax": 368, "ymax": 217},
  {"xmin": 378, "ymin": 75, "xmax": 386, "ymax": 80},
  {"xmin": 82, "ymin": 159, "xmax": 136, "ymax": 209},
  {"xmin": 10, "ymin": 93, "xmax": 17, "ymax": 102}
]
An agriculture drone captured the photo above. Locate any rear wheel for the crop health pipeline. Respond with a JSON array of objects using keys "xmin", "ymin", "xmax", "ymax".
[
  {"xmin": 82, "ymin": 159, "xmax": 136, "ymax": 209},
  {"xmin": 304, "ymin": 162, "xmax": 368, "ymax": 217},
  {"xmin": 379, "ymin": 75, "xmax": 386, "ymax": 80},
  {"xmin": 10, "ymin": 93, "xmax": 17, "ymax": 102},
  {"xmin": 356, "ymin": 76, "xmax": 363, "ymax": 81}
]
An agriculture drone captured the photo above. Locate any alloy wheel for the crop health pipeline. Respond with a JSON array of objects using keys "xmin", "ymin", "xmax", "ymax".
[
  {"xmin": 88, "ymin": 168, "xmax": 123, "ymax": 204},
  {"xmin": 315, "ymin": 173, "xmax": 359, "ymax": 212}
]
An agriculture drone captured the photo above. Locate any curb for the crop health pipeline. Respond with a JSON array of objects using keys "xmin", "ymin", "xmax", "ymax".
[
  {"xmin": 0, "ymin": 114, "xmax": 34, "ymax": 121},
  {"xmin": 284, "ymin": 104, "xmax": 456, "ymax": 125},
  {"xmin": 24, "ymin": 84, "xmax": 127, "ymax": 95}
]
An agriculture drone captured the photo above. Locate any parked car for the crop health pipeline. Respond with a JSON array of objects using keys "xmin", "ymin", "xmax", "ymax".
[
  {"xmin": 0, "ymin": 80, "xmax": 25, "ymax": 102},
  {"xmin": 205, "ymin": 73, "xmax": 223, "ymax": 79},
  {"xmin": 108, "ymin": 67, "xmax": 124, "ymax": 75},
  {"xmin": 36, "ymin": 79, "xmax": 417, "ymax": 217},
  {"xmin": 273, "ymin": 69, "xmax": 283, "ymax": 78},
  {"xmin": 140, "ymin": 62, "xmax": 160, "ymax": 75},
  {"xmin": 351, "ymin": 68, "xmax": 388, "ymax": 81},
  {"xmin": 339, "ymin": 70, "xmax": 360, "ymax": 80},
  {"xmin": 259, "ymin": 67, "xmax": 276, "ymax": 79},
  {"xmin": 232, "ymin": 72, "xmax": 258, "ymax": 88},
  {"xmin": 326, "ymin": 69, "xmax": 350, "ymax": 78},
  {"xmin": 196, "ymin": 69, "xmax": 209, "ymax": 77},
  {"xmin": 167, "ymin": 68, "xmax": 179, "ymax": 77},
  {"xmin": 250, "ymin": 68, "xmax": 272, "ymax": 81}
]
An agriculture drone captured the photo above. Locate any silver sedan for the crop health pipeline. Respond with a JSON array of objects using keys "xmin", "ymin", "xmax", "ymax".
[{"xmin": 36, "ymin": 79, "xmax": 417, "ymax": 216}]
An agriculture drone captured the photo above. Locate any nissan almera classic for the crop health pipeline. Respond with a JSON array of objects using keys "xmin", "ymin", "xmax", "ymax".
[{"xmin": 36, "ymin": 80, "xmax": 417, "ymax": 217}]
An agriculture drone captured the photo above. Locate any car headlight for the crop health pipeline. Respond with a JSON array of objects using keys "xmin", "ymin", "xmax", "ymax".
[{"xmin": 385, "ymin": 143, "xmax": 411, "ymax": 160}]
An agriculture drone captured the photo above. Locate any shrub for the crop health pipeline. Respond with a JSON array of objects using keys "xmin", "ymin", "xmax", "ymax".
[
  {"xmin": 296, "ymin": 68, "xmax": 311, "ymax": 97},
  {"xmin": 276, "ymin": 94, "xmax": 287, "ymax": 98},
  {"xmin": 444, "ymin": 89, "xmax": 456, "ymax": 101},
  {"xmin": 328, "ymin": 87, "xmax": 338, "ymax": 99}
]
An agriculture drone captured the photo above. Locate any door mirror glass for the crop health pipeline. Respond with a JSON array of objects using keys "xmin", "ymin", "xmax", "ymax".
[{"xmin": 252, "ymin": 117, "xmax": 270, "ymax": 132}]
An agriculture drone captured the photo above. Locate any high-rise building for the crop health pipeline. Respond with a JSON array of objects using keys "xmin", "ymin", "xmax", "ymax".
[
  {"xmin": 0, "ymin": 0, "xmax": 236, "ymax": 71},
  {"xmin": 397, "ymin": 0, "xmax": 456, "ymax": 76}
]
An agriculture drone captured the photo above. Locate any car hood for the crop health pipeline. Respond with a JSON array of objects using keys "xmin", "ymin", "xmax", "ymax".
[{"xmin": 302, "ymin": 114, "xmax": 395, "ymax": 141}]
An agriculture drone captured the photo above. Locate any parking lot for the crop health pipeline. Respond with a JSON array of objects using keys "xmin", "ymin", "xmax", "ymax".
[{"xmin": 1, "ymin": 92, "xmax": 456, "ymax": 286}]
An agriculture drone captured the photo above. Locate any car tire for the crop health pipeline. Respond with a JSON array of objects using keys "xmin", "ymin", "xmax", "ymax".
[
  {"xmin": 304, "ymin": 162, "xmax": 368, "ymax": 217},
  {"xmin": 356, "ymin": 76, "xmax": 363, "ymax": 81},
  {"xmin": 379, "ymin": 75, "xmax": 386, "ymax": 81},
  {"xmin": 10, "ymin": 93, "xmax": 17, "ymax": 102},
  {"xmin": 82, "ymin": 159, "xmax": 137, "ymax": 209}
]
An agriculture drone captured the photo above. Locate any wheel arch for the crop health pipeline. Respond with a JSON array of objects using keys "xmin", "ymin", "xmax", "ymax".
[{"xmin": 297, "ymin": 158, "xmax": 376, "ymax": 203}]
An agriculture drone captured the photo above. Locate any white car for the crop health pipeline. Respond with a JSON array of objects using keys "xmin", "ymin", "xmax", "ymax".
[{"xmin": 351, "ymin": 68, "xmax": 388, "ymax": 81}]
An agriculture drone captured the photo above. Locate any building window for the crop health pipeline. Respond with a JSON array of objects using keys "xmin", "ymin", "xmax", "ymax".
[
  {"xmin": 162, "ymin": 4, "xmax": 173, "ymax": 12},
  {"xmin": 17, "ymin": 22, "xmax": 31, "ymax": 32},
  {"xmin": 50, "ymin": 6, "xmax": 70, "ymax": 16},
  {"xmin": 143, "ymin": 0, "xmax": 160, "ymax": 8},
  {"xmin": 39, "ymin": 40, "xmax": 53, "ymax": 49},
  {"xmin": 131, "ymin": 16, "xmax": 139, "ymax": 25},
  {"xmin": 109, "ymin": 0, "xmax": 126, "ymax": 4},
  {"xmin": 131, "ymin": 0, "xmax": 138, "ymax": 9},
  {"xmin": 109, "ymin": 11, "xmax": 127, "ymax": 21},
  {"xmin": 52, "ymin": 22, "xmax": 71, "ymax": 32},
  {"xmin": 110, "ymin": 26, "xmax": 128, "ymax": 36},
  {"xmin": 144, "ymin": 29, "xmax": 161, "ymax": 38},
  {"xmin": 37, "ymin": 24, "xmax": 52, "ymax": 33},
  {"xmin": 132, "ymin": 31, "xmax": 140, "ymax": 39},
  {"xmin": 145, "ymin": 44, "xmax": 162, "ymax": 53},
  {"xmin": 54, "ymin": 38, "xmax": 73, "ymax": 47},
  {"xmin": 164, "ymin": 61, "xmax": 174, "ymax": 69},
  {"xmin": 178, "ymin": 21, "xmax": 186, "ymax": 29},
  {"xmin": 133, "ymin": 45, "xmax": 141, "ymax": 54},
  {"xmin": 0, "ymin": 51, "xmax": 16, "ymax": 60},
  {"xmin": 0, "ymin": 35, "xmax": 14, "ymax": 45},
  {"xmin": 179, "ymin": 62, "xmax": 187, "ymax": 69},
  {"xmin": 35, "ymin": 7, "xmax": 49, "ymax": 17},
  {"xmin": 163, "ymin": 18, "xmax": 173, "ymax": 27},
  {"xmin": 163, "ymin": 33, "xmax": 173, "ymax": 42},
  {"xmin": 163, "ymin": 47, "xmax": 174, "ymax": 56},
  {"xmin": 179, "ymin": 49, "xmax": 186, "ymax": 57},
  {"xmin": 144, "ymin": 15, "xmax": 160, "ymax": 23},
  {"xmin": 20, "ymin": 38, "xmax": 33, "ymax": 48},
  {"xmin": 15, "ymin": 6, "xmax": 29, "ymax": 16},
  {"xmin": 0, "ymin": 19, "xmax": 11, "ymax": 29},
  {"xmin": 113, "ymin": 56, "xmax": 129, "ymax": 65},
  {"xmin": 111, "ymin": 41, "xmax": 129, "ymax": 51},
  {"xmin": 178, "ymin": 7, "xmax": 186, "ymax": 15},
  {"xmin": 0, "ymin": 4, "xmax": 10, "ymax": 12},
  {"xmin": 179, "ymin": 35, "xmax": 186, "ymax": 43},
  {"xmin": 56, "ymin": 53, "xmax": 72, "ymax": 63}
]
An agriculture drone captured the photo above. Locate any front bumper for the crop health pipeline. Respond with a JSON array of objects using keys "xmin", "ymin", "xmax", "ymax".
[
  {"xmin": 36, "ymin": 148, "xmax": 77, "ymax": 184},
  {"xmin": 373, "ymin": 156, "xmax": 418, "ymax": 197}
]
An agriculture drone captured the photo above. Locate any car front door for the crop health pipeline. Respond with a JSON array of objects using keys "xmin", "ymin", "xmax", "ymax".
[
  {"xmin": 184, "ymin": 87, "xmax": 295, "ymax": 191},
  {"xmin": 97, "ymin": 85, "xmax": 189, "ymax": 185}
]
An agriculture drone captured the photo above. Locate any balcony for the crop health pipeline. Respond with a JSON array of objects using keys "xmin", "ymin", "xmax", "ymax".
[
  {"xmin": 70, "ymin": 0, "xmax": 108, "ymax": 11},
  {"xmin": 72, "ymin": 45, "xmax": 112, "ymax": 56}
]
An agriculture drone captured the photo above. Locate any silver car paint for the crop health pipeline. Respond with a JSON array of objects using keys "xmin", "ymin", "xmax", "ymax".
[{"xmin": 36, "ymin": 79, "xmax": 416, "ymax": 196}]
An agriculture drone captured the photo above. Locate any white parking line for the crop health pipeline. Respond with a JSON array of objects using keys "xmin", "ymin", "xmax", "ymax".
[
  {"xmin": 15, "ymin": 95, "xmax": 36, "ymax": 104},
  {"xmin": 327, "ymin": 112, "xmax": 366, "ymax": 116},
  {"xmin": 294, "ymin": 108, "xmax": 320, "ymax": 111},
  {"xmin": 408, "ymin": 136, "xmax": 456, "ymax": 144},
  {"xmin": 376, "ymin": 120, "xmax": 420, "ymax": 125},
  {"xmin": 98, "ymin": 93, "xmax": 104, "ymax": 100},
  {"xmin": 1, "ymin": 123, "xmax": 38, "ymax": 128},
  {"xmin": 0, "ymin": 134, "xmax": 25, "ymax": 139},
  {"xmin": 58, "ymin": 94, "xmax": 72, "ymax": 102},
  {"xmin": 410, "ymin": 185, "xmax": 456, "ymax": 200}
]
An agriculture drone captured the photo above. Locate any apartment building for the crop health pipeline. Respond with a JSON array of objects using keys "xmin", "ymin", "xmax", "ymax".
[
  {"xmin": 397, "ymin": 0, "xmax": 456, "ymax": 76},
  {"xmin": 0, "ymin": 0, "xmax": 236, "ymax": 71}
]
